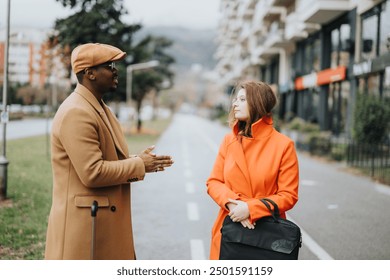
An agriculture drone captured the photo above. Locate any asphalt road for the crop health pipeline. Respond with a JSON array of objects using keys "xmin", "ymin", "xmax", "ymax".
[
  {"xmin": 5, "ymin": 115, "xmax": 389, "ymax": 260},
  {"xmin": 1, "ymin": 118, "xmax": 52, "ymax": 140},
  {"xmin": 132, "ymin": 113, "xmax": 390, "ymax": 260}
]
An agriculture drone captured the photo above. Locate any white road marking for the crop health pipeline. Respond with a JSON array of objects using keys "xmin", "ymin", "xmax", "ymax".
[
  {"xmin": 182, "ymin": 151, "xmax": 190, "ymax": 161},
  {"xmin": 186, "ymin": 182, "xmax": 195, "ymax": 194},
  {"xmin": 327, "ymin": 204, "xmax": 338, "ymax": 210},
  {"xmin": 187, "ymin": 202, "xmax": 200, "ymax": 221},
  {"xmin": 190, "ymin": 239, "xmax": 206, "ymax": 260},
  {"xmin": 181, "ymin": 143, "xmax": 189, "ymax": 160},
  {"xmin": 183, "ymin": 159, "xmax": 191, "ymax": 168},
  {"xmin": 287, "ymin": 214, "xmax": 334, "ymax": 260},
  {"xmin": 184, "ymin": 169, "xmax": 192, "ymax": 178},
  {"xmin": 301, "ymin": 180, "xmax": 318, "ymax": 186},
  {"xmin": 375, "ymin": 183, "xmax": 390, "ymax": 196}
]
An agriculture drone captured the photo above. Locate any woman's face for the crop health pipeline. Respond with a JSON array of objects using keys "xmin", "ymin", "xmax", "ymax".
[{"xmin": 232, "ymin": 88, "xmax": 249, "ymax": 122}]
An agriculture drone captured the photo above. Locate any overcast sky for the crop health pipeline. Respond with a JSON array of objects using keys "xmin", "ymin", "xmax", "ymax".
[{"xmin": 0, "ymin": 0, "xmax": 221, "ymax": 30}]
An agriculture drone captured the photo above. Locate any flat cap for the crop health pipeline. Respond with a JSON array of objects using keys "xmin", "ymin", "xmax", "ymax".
[{"xmin": 71, "ymin": 43, "xmax": 126, "ymax": 74}]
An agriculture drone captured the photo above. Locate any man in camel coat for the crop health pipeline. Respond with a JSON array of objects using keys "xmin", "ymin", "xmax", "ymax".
[{"xmin": 45, "ymin": 43, "xmax": 173, "ymax": 260}]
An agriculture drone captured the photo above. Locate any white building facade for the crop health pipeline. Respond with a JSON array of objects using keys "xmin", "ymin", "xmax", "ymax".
[
  {"xmin": 0, "ymin": 27, "xmax": 69, "ymax": 89},
  {"xmin": 214, "ymin": 0, "xmax": 390, "ymax": 136}
]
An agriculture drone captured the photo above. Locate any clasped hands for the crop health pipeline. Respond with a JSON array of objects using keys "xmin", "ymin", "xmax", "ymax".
[
  {"xmin": 227, "ymin": 198, "xmax": 255, "ymax": 229},
  {"xmin": 138, "ymin": 145, "xmax": 174, "ymax": 173}
]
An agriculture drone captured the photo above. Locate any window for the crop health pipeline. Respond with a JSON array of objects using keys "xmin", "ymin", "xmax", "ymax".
[
  {"xmin": 301, "ymin": 36, "xmax": 320, "ymax": 74},
  {"xmin": 331, "ymin": 28, "xmax": 340, "ymax": 68},
  {"xmin": 313, "ymin": 38, "xmax": 321, "ymax": 71},
  {"xmin": 361, "ymin": 12, "xmax": 378, "ymax": 60},
  {"xmin": 361, "ymin": 1, "xmax": 390, "ymax": 59},
  {"xmin": 339, "ymin": 24, "xmax": 351, "ymax": 66},
  {"xmin": 379, "ymin": 1, "xmax": 390, "ymax": 55},
  {"xmin": 304, "ymin": 42, "xmax": 312, "ymax": 73}
]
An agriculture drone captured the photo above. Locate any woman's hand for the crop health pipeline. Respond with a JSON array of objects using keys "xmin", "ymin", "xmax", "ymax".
[
  {"xmin": 240, "ymin": 218, "xmax": 255, "ymax": 230},
  {"xmin": 227, "ymin": 198, "xmax": 250, "ymax": 222},
  {"xmin": 226, "ymin": 199, "xmax": 255, "ymax": 229}
]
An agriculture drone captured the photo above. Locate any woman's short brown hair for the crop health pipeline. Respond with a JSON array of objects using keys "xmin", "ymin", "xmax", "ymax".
[{"xmin": 228, "ymin": 80, "xmax": 277, "ymax": 136}]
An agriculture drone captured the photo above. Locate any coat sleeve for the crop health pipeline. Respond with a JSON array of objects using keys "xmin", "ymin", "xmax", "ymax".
[
  {"xmin": 57, "ymin": 107, "xmax": 145, "ymax": 188},
  {"xmin": 247, "ymin": 140, "xmax": 299, "ymax": 223},
  {"xmin": 206, "ymin": 135, "xmax": 240, "ymax": 211}
]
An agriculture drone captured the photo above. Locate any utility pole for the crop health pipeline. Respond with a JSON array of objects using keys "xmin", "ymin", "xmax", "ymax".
[
  {"xmin": 126, "ymin": 60, "xmax": 159, "ymax": 132},
  {"xmin": 0, "ymin": 0, "xmax": 11, "ymax": 201}
]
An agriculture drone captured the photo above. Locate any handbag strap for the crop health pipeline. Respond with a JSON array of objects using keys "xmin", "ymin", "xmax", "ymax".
[{"xmin": 260, "ymin": 198, "xmax": 280, "ymax": 221}]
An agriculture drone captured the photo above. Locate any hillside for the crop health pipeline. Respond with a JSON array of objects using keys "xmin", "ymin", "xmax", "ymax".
[{"xmin": 135, "ymin": 25, "xmax": 218, "ymax": 74}]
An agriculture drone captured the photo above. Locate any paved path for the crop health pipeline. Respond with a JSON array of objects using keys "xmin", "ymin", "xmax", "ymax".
[
  {"xmin": 132, "ymin": 113, "xmax": 390, "ymax": 260},
  {"xmin": 0, "ymin": 118, "xmax": 52, "ymax": 140},
  {"xmin": 6, "ymin": 115, "xmax": 389, "ymax": 260}
]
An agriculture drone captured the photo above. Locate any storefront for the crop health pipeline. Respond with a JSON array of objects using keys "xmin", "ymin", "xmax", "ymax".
[
  {"xmin": 285, "ymin": 9, "xmax": 356, "ymax": 136},
  {"xmin": 294, "ymin": 66, "xmax": 347, "ymax": 133},
  {"xmin": 353, "ymin": 53, "xmax": 390, "ymax": 97}
]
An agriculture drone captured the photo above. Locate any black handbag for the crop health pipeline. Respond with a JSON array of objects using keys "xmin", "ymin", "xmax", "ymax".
[{"xmin": 219, "ymin": 198, "xmax": 302, "ymax": 260}]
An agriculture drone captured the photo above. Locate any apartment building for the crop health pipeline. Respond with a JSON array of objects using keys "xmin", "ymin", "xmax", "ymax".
[
  {"xmin": 0, "ymin": 27, "xmax": 68, "ymax": 89},
  {"xmin": 214, "ymin": 0, "xmax": 390, "ymax": 136}
]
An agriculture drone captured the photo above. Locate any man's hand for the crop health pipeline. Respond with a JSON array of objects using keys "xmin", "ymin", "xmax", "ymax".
[{"xmin": 138, "ymin": 145, "xmax": 174, "ymax": 173}]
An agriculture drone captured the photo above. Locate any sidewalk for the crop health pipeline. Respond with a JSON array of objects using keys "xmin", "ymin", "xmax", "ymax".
[{"xmin": 1, "ymin": 118, "xmax": 52, "ymax": 140}]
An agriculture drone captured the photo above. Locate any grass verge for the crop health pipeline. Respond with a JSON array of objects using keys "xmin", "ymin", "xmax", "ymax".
[{"xmin": 0, "ymin": 117, "xmax": 172, "ymax": 259}]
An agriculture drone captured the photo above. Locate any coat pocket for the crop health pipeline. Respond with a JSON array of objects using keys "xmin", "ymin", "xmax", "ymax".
[{"xmin": 74, "ymin": 195, "xmax": 110, "ymax": 208}]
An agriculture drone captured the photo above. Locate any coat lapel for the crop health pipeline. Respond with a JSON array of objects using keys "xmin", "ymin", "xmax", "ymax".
[
  {"xmin": 230, "ymin": 116, "xmax": 274, "ymax": 189},
  {"xmin": 232, "ymin": 139, "xmax": 252, "ymax": 189},
  {"xmin": 74, "ymin": 84, "xmax": 128, "ymax": 159},
  {"xmin": 101, "ymin": 102, "xmax": 129, "ymax": 157}
]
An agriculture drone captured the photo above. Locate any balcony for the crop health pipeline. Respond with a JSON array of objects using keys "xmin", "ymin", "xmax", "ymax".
[
  {"xmin": 271, "ymin": 0, "xmax": 295, "ymax": 7},
  {"xmin": 263, "ymin": 6, "xmax": 287, "ymax": 22},
  {"xmin": 239, "ymin": 24, "xmax": 252, "ymax": 45},
  {"xmin": 285, "ymin": 13, "xmax": 321, "ymax": 41},
  {"xmin": 252, "ymin": 0, "xmax": 274, "ymax": 24},
  {"xmin": 238, "ymin": 0, "xmax": 256, "ymax": 20},
  {"xmin": 264, "ymin": 28, "xmax": 284, "ymax": 49},
  {"xmin": 260, "ymin": 48, "xmax": 282, "ymax": 60},
  {"xmin": 297, "ymin": 0, "xmax": 350, "ymax": 24}
]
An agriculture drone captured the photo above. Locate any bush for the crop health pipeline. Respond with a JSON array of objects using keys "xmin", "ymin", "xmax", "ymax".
[
  {"xmin": 353, "ymin": 93, "xmax": 390, "ymax": 144},
  {"xmin": 307, "ymin": 131, "xmax": 332, "ymax": 156},
  {"xmin": 286, "ymin": 117, "xmax": 320, "ymax": 133}
]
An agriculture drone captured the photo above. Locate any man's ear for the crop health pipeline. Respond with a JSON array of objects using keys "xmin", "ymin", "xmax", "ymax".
[{"xmin": 84, "ymin": 68, "xmax": 96, "ymax": 80}]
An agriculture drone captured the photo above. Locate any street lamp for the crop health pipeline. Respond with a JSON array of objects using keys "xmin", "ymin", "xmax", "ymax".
[
  {"xmin": 126, "ymin": 60, "xmax": 160, "ymax": 104},
  {"xmin": 0, "ymin": 0, "xmax": 11, "ymax": 201}
]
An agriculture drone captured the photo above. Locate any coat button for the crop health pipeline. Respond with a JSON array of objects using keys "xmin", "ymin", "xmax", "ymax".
[{"xmin": 110, "ymin": 206, "xmax": 116, "ymax": 212}]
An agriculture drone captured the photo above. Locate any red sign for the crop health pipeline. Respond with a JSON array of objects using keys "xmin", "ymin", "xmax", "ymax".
[
  {"xmin": 317, "ymin": 66, "xmax": 346, "ymax": 86},
  {"xmin": 294, "ymin": 66, "xmax": 347, "ymax": 90}
]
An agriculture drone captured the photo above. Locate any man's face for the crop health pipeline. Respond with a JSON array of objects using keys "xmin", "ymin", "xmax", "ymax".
[{"xmin": 93, "ymin": 61, "xmax": 119, "ymax": 92}]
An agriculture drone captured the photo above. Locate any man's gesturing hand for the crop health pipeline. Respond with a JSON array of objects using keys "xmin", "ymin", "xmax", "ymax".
[{"xmin": 138, "ymin": 145, "xmax": 174, "ymax": 173}]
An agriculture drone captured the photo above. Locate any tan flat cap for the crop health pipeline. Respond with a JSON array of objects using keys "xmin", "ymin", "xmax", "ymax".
[{"xmin": 71, "ymin": 43, "xmax": 126, "ymax": 74}]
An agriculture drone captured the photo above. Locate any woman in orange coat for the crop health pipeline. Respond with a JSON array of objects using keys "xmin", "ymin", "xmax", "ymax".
[{"xmin": 206, "ymin": 81, "xmax": 299, "ymax": 260}]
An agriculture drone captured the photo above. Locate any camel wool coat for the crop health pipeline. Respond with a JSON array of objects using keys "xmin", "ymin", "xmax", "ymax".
[
  {"xmin": 206, "ymin": 116, "xmax": 299, "ymax": 260},
  {"xmin": 45, "ymin": 84, "xmax": 145, "ymax": 260}
]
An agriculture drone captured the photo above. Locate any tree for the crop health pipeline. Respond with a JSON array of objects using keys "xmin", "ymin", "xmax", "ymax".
[
  {"xmin": 52, "ymin": 0, "xmax": 175, "ymax": 132},
  {"xmin": 130, "ymin": 35, "xmax": 175, "ymax": 131},
  {"xmin": 53, "ymin": 0, "xmax": 141, "ymax": 101},
  {"xmin": 16, "ymin": 85, "xmax": 49, "ymax": 105}
]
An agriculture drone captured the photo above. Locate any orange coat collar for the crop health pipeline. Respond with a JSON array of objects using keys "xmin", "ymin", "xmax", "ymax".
[
  {"xmin": 231, "ymin": 116, "xmax": 275, "ymax": 189},
  {"xmin": 233, "ymin": 115, "xmax": 274, "ymax": 139}
]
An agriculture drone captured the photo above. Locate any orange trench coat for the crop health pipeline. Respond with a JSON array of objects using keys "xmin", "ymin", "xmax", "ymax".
[
  {"xmin": 45, "ymin": 84, "xmax": 145, "ymax": 260},
  {"xmin": 206, "ymin": 116, "xmax": 299, "ymax": 260}
]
